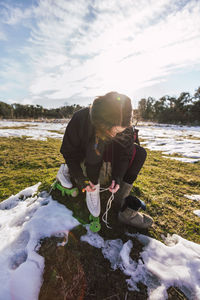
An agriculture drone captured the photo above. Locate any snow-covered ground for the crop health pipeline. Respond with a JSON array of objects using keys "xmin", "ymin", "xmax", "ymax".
[
  {"xmin": 137, "ymin": 123, "xmax": 200, "ymax": 163},
  {"xmin": 0, "ymin": 120, "xmax": 200, "ymax": 163},
  {"xmin": 184, "ymin": 195, "xmax": 200, "ymax": 201},
  {"xmin": 0, "ymin": 183, "xmax": 200, "ymax": 300},
  {"xmin": 0, "ymin": 120, "xmax": 66, "ymax": 141},
  {"xmin": 184, "ymin": 195, "xmax": 200, "ymax": 217},
  {"xmin": 0, "ymin": 183, "xmax": 79, "ymax": 300},
  {"xmin": 81, "ymin": 229, "xmax": 200, "ymax": 300}
]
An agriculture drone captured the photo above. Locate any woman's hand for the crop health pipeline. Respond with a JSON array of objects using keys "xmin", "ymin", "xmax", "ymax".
[
  {"xmin": 76, "ymin": 177, "xmax": 96, "ymax": 192},
  {"xmin": 108, "ymin": 180, "xmax": 120, "ymax": 193},
  {"xmin": 85, "ymin": 181, "xmax": 96, "ymax": 192}
]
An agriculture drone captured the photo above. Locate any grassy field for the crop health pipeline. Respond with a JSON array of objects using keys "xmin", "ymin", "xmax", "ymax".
[
  {"xmin": 1, "ymin": 136, "xmax": 199, "ymax": 243},
  {"xmin": 0, "ymin": 136, "xmax": 63, "ymax": 199},
  {"xmin": 0, "ymin": 136, "xmax": 199, "ymax": 299}
]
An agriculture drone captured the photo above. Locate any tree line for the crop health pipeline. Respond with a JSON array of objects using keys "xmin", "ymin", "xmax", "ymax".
[
  {"xmin": 1, "ymin": 86, "xmax": 200, "ymax": 124},
  {"xmin": 0, "ymin": 103, "xmax": 83, "ymax": 119},
  {"xmin": 137, "ymin": 87, "xmax": 200, "ymax": 124}
]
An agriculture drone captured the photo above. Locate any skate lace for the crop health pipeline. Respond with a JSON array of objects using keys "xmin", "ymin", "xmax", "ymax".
[{"xmin": 100, "ymin": 187, "xmax": 114, "ymax": 229}]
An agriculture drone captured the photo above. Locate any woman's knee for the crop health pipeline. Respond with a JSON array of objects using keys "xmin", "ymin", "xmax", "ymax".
[{"xmin": 136, "ymin": 145, "xmax": 147, "ymax": 163}]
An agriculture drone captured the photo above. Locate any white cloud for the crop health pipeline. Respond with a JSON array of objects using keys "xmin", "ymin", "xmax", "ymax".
[
  {"xmin": 28, "ymin": 1, "xmax": 200, "ymax": 99},
  {"xmin": 0, "ymin": 58, "xmax": 30, "ymax": 85},
  {"xmin": 1, "ymin": 0, "xmax": 200, "ymax": 106},
  {"xmin": 0, "ymin": 2, "xmax": 34, "ymax": 25}
]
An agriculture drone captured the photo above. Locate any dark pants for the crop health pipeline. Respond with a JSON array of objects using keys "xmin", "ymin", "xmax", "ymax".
[
  {"xmin": 86, "ymin": 144, "xmax": 147, "ymax": 185},
  {"xmin": 123, "ymin": 144, "xmax": 147, "ymax": 184}
]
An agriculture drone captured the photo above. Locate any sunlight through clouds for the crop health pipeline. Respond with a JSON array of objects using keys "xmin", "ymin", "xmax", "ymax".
[{"xmin": 0, "ymin": 0, "xmax": 200, "ymax": 107}]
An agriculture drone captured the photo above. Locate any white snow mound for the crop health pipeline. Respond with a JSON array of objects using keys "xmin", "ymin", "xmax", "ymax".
[
  {"xmin": 81, "ymin": 228, "xmax": 200, "ymax": 300},
  {"xmin": 0, "ymin": 183, "xmax": 79, "ymax": 300}
]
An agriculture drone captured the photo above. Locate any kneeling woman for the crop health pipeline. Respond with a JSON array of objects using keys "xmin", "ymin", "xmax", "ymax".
[{"xmin": 57, "ymin": 91, "xmax": 153, "ymax": 229}]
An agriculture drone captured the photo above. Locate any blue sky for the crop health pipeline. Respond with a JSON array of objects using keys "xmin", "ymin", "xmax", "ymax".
[{"xmin": 0, "ymin": 0, "xmax": 200, "ymax": 108}]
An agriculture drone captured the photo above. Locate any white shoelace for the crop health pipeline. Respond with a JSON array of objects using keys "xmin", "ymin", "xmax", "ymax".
[
  {"xmin": 100, "ymin": 187, "xmax": 114, "ymax": 229},
  {"xmin": 50, "ymin": 180, "xmax": 115, "ymax": 229}
]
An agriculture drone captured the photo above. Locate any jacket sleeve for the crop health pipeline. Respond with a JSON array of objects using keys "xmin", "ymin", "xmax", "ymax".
[{"xmin": 60, "ymin": 112, "xmax": 85, "ymax": 180}]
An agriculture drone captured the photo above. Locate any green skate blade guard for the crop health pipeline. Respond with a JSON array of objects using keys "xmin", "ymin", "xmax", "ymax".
[
  {"xmin": 89, "ymin": 214, "xmax": 101, "ymax": 232},
  {"xmin": 90, "ymin": 221, "xmax": 101, "ymax": 232},
  {"xmin": 52, "ymin": 182, "xmax": 79, "ymax": 197}
]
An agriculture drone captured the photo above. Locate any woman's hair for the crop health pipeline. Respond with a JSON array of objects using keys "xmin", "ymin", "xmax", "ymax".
[{"xmin": 90, "ymin": 91, "xmax": 133, "ymax": 140}]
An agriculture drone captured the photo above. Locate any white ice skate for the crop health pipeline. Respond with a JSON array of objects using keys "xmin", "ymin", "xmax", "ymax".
[
  {"xmin": 86, "ymin": 183, "xmax": 101, "ymax": 217},
  {"xmin": 56, "ymin": 164, "xmax": 73, "ymax": 188}
]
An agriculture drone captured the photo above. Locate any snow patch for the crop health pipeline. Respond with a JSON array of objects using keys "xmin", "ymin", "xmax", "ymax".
[
  {"xmin": 184, "ymin": 194, "xmax": 200, "ymax": 201},
  {"xmin": 138, "ymin": 123, "xmax": 200, "ymax": 163},
  {"xmin": 162, "ymin": 156, "xmax": 200, "ymax": 163},
  {"xmin": 0, "ymin": 183, "xmax": 41, "ymax": 210},
  {"xmin": 0, "ymin": 183, "xmax": 79, "ymax": 300},
  {"xmin": 81, "ymin": 228, "xmax": 200, "ymax": 300},
  {"xmin": 193, "ymin": 210, "xmax": 200, "ymax": 217},
  {"xmin": 184, "ymin": 195, "xmax": 200, "ymax": 217},
  {"xmin": 0, "ymin": 121, "xmax": 66, "ymax": 141}
]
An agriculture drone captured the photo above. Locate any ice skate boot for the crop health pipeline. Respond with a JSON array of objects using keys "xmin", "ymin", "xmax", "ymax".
[
  {"xmin": 86, "ymin": 183, "xmax": 101, "ymax": 217},
  {"xmin": 56, "ymin": 164, "xmax": 72, "ymax": 188}
]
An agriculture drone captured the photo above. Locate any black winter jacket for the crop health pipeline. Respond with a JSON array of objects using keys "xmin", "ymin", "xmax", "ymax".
[{"xmin": 60, "ymin": 107, "xmax": 135, "ymax": 185}]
